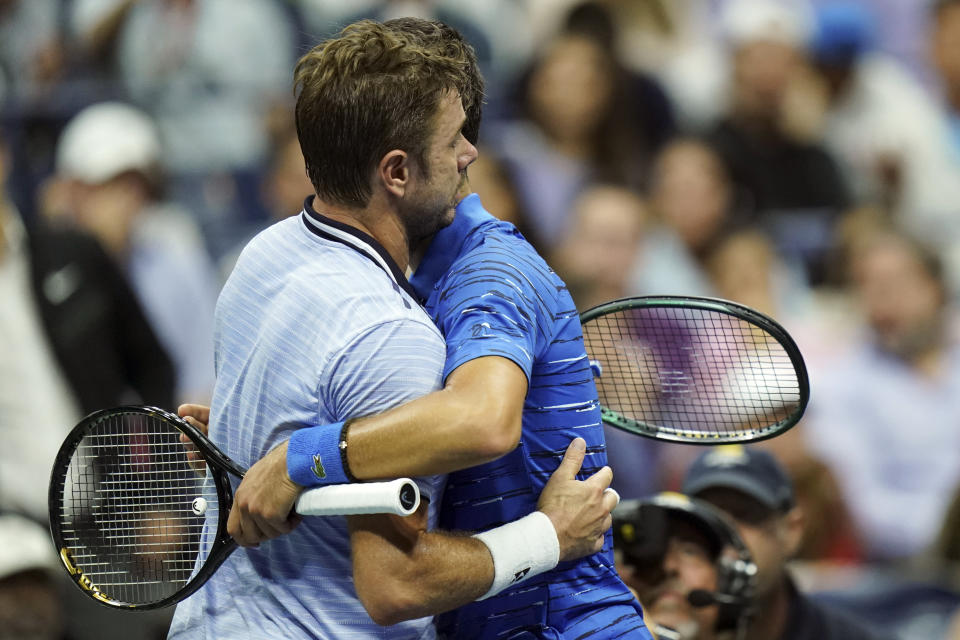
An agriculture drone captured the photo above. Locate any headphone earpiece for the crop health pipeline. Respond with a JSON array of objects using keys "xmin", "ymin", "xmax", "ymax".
[{"xmin": 614, "ymin": 493, "xmax": 758, "ymax": 633}]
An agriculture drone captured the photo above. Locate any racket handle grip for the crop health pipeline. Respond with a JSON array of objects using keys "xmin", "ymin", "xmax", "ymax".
[{"xmin": 294, "ymin": 478, "xmax": 420, "ymax": 516}]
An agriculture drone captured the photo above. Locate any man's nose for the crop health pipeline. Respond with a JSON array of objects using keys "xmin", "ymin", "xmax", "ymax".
[{"xmin": 459, "ymin": 140, "xmax": 478, "ymax": 170}]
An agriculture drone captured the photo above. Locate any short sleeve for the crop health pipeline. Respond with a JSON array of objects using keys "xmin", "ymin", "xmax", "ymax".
[
  {"xmin": 434, "ymin": 251, "xmax": 542, "ymax": 382},
  {"xmin": 322, "ymin": 317, "xmax": 446, "ymax": 502}
]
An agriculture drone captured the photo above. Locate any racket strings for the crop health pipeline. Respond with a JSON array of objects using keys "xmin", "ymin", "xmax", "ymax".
[
  {"xmin": 56, "ymin": 412, "xmax": 216, "ymax": 605},
  {"xmin": 584, "ymin": 307, "xmax": 801, "ymax": 438}
]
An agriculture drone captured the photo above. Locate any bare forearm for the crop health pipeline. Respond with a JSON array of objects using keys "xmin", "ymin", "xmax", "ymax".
[
  {"xmin": 346, "ymin": 357, "xmax": 525, "ymax": 479},
  {"xmin": 183, "ymin": 358, "xmax": 525, "ymax": 486},
  {"xmin": 351, "ymin": 520, "xmax": 493, "ymax": 625},
  {"xmin": 350, "ymin": 439, "xmax": 614, "ymax": 625},
  {"xmin": 347, "ymin": 388, "xmax": 507, "ymax": 479}
]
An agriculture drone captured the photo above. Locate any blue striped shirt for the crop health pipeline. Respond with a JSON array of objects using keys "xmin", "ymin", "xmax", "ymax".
[
  {"xmin": 168, "ymin": 198, "xmax": 446, "ymax": 640},
  {"xmin": 410, "ymin": 195, "xmax": 651, "ymax": 639}
]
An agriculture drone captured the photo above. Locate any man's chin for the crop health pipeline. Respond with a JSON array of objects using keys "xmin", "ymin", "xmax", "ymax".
[{"xmin": 438, "ymin": 206, "xmax": 456, "ymax": 229}]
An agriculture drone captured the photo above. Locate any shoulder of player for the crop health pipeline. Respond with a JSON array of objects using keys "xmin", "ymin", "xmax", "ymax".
[
  {"xmin": 298, "ymin": 281, "xmax": 440, "ymax": 363},
  {"xmin": 230, "ymin": 226, "xmax": 440, "ymax": 348},
  {"xmin": 445, "ymin": 233, "xmax": 557, "ymax": 291}
]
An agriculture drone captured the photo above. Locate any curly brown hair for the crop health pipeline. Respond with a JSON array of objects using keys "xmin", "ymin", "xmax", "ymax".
[
  {"xmin": 294, "ymin": 19, "xmax": 475, "ymax": 209},
  {"xmin": 382, "ymin": 18, "xmax": 485, "ymax": 145}
]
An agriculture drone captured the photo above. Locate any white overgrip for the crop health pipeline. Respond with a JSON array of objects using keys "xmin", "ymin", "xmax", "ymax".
[{"xmin": 294, "ymin": 478, "xmax": 420, "ymax": 516}]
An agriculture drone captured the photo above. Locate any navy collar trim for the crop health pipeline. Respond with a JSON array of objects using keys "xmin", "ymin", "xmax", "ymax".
[{"xmin": 299, "ymin": 196, "xmax": 421, "ymax": 303}]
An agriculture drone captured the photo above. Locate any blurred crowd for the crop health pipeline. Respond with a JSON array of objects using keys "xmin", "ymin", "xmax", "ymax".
[{"xmin": 2, "ymin": 0, "xmax": 960, "ymax": 638}]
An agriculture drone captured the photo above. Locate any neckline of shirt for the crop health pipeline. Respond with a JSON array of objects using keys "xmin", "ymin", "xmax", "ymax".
[{"xmin": 299, "ymin": 195, "xmax": 421, "ymax": 304}]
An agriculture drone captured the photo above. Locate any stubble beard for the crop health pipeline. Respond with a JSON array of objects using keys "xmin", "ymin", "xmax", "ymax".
[
  {"xmin": 402, "ymin": 176, "xmax": 460, "ymax": 245},
  {"xmin": 400, "ymin": 195, "xmax": 455, "ymax": 247}
]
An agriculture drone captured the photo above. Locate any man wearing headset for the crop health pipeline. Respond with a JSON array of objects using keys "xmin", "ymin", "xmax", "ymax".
[
  {"xmin": 614, "ymin": 492, "xmax": 757, "ymax": 640},
  {"xmin": 674, "ymin": 446, "xmax": 893, "ymax": 640}
]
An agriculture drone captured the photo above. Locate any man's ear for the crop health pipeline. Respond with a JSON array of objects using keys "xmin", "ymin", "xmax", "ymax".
[{"xmin": 379, "ymin": 149, "xmax": 409, "ymax": 198}]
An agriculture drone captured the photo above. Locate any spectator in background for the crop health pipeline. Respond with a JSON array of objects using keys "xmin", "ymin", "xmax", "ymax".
[
  {"xmin": 928, "ymin": 486, "xmax": 960, "ymax": 640},
  {"xmin": 614, "ymin": 492, "xmax": 757, "ymax": 640},
  {"xmin": 930, "ymin": 0, "xmax": 960, "ymax": 293},
  {"xmin": 299, "ymin": 0, "xmax": 535, "ymax": 114},
  {"xmin": 0, "ymin": 125, "xmax": 174, "ymax": 522},
  {"xmin": 705, "ymin": 228, "xmax": 811, "ymax": 323},
  {"xmin": 46, "ymin": 102, "xmax": 218, "ymax": 405},
  {"xmin": 523, "ymin": 0, "xmax": 722, "ymax": 132},
  {"xmin": 707, "ymin": 0, "xmax": 849, "ymax": 285},
  {"xmin": 258, "ymin": 121, "xmax": 314, "ymax": 229},
  {"xmin": 630, "ymin": 137, "xmax": 734, "ymax": 298},
  {"xmin": 319, "ymin": 1, "xmax": 495, "ymax": 85},
  {"xmin": 682, "ymin": 446, "xmax": 893, "ymax": 640},
  {"xmin": 562, "ymin": 2, "xmax": 676, "ymax": 155},
  {"xmin": 808, "ymin": 1, "xmax": 960, "ymax": 255},
  {"xmin": 492, "ymin": 2, "xmax": 665, "ymax": 250},
  {"xmin": 804, "ymin": 228, "xmax": 960, "ymax": 561},
  {"xmin": 644, "ymin": 225, "xmax": 821, "ymax": 518},
  {"xmin": 69, "ymin": 0, "xmax": 296, "ymax": 173},
  {"xmin": 492, "ymin": 30, "xmax": 611, "ymax": 248},
  {"xmin": 608, "ymin": 0, "xmax": 729, "ymax": 131},
  {"xmin": 552, "ymin": 183, "xmax": 648, "ymax": 312},
  {"xmin": 0, "ymin": 511, "xmax": 174, "ymax": 640}
]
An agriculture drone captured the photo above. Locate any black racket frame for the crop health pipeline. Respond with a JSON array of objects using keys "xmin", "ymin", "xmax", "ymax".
[
  {"xmin": 49, "ymin": 405, "xmax": 243, "ymax": 609},
  {"xmin": 580, "ymin": 296, "xmax": 810, "ymax": 444}
]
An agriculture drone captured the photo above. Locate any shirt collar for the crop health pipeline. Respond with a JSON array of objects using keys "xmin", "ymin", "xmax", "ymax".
[
  {"xmin": 410, "ymin": 193, "xmax": 494, "ymax": 299},
  {"xmin": 299, "ymin": 195, "xmax": 421, "ymax": 303}
]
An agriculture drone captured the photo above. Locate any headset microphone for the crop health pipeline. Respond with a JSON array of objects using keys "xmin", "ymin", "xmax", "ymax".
[{"xmin": 687, "ymin": 589, "xmax": 746, "ymax": 608}]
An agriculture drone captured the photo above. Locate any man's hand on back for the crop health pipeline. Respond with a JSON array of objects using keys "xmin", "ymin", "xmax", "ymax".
[{"xmin": 538, "ymin": 438, "xmax": 617, "ymax": 561}]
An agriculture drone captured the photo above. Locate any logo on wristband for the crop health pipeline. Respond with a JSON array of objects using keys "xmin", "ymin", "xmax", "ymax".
[
  {"xmin": 312, "ymin": 454, "xmax": 326, "ymax": 479},
  {"xmin": 511, "ymin": 567, "xmax": 530, "ymax": 584}
]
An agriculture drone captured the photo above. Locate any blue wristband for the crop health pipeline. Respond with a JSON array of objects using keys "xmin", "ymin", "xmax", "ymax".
[{"xmin": 287, "ymin": 422, "xmax": 349, "ymax": 486}]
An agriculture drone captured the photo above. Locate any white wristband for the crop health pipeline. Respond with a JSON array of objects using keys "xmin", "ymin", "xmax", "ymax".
[{"xmin": 472, "ymin": 511, "xmax": 560, "ymax": 601}]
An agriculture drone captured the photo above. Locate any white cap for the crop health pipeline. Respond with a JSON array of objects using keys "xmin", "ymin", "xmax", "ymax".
[
  {"xmin": 56, "ymin": 102, "xmax": 161, "ymax": 184},
  {"xmin": 721, "ymin": 0, "xmax": 813, "ymax": 49},
  {"xmin": 0, "ymin": 514, "xmax": 59, "ymax": 579}
]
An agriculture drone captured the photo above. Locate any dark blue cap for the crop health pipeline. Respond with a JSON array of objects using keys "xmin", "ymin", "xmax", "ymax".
[{"xmin": 682, "ymin": 445, "xmax": 794, "ymax": 513}]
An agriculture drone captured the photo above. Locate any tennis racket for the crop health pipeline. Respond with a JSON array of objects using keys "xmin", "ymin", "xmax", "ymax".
[
  {"xmin": 49, "ymin": 405, "xmax": 420, "ymax": 610},
  {"xmin": 580, "ymin": 296, "xmax": 809, "ymax": 444}
]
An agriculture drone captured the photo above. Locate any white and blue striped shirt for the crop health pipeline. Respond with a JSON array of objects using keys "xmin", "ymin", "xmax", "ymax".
[{"xmin": 168, "ymin": 198, "xmax": 446, "ymax": 639}]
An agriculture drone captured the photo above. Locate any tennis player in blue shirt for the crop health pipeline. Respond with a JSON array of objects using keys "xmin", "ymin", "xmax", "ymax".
[
  {"xmin": 413, "ymin": 190, "xmax": 649, "ymax": 639},
  {"xmin": 222, "ymin": 18, "xmax": 652, "ymax": 640}
]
